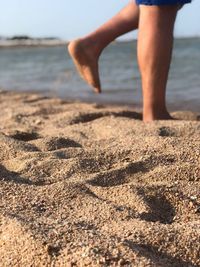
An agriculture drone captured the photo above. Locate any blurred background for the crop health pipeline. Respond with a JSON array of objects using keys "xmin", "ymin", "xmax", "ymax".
[{"xmin": 0, "ymin": 0, "xmax": 200, "ymax": 111}]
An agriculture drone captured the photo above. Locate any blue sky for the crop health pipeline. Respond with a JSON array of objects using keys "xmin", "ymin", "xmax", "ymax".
[{"xmin": 0, "ymin": 0, "xmax": 199, "ymax": 40}]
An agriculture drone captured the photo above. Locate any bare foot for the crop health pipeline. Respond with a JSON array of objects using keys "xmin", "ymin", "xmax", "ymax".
[
  {"xmin": 68, "ymin": 39, "xmax": 101, "ymax": 94},
  {"xmin": 143, "ymin": 111, "xmax": 174, "ymax": 122}
]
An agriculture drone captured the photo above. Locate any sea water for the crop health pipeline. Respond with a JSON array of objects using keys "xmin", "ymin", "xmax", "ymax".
[{"xmin": 0, "ymin": 38, "xmax": 199, "ymax": 111}]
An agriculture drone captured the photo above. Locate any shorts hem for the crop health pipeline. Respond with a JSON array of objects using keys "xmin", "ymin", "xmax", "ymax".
[{"xmin": 136, "ymin": 0, "xmax": 191, "ymax": 5}]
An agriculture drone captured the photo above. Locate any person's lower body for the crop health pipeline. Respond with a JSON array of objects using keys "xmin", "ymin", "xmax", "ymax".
[
  {"xmin": 135, "ymin": 0, "xmax": 191, "ymax": 121},
  {"xmin": 68, "ymin": 0, "xmax": 191, "ymax": 121},
  {"xmin": 138, "ymin": 4, "xmax": 179, "ymax": 121},
  {"xmin": 68, "ymin": 1, "xmax": 139, "ymax": 93}
]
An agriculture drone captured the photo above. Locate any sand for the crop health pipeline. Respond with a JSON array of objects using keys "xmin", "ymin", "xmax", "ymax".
[{"xmin": 0, "ymin": 90, "xmax": 199, "ymax": 267}]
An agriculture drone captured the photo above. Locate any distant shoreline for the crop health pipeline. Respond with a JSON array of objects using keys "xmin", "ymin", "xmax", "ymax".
[
  {"xmin": 0, "ymin": 39, "xmax": 67, "ymax": 48},
  {"xmin": 0, "ymin": 36, "xmax": 199, "ymax": 48}
]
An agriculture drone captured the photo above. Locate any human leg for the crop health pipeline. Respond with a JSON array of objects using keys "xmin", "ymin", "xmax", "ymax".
[
  {"xmin": 68, "ymin": 1, "xmax": 139, "ymax": 93},
  {"xmin": 137, "ymin": 5, "xmax": 179, "ymax": 122}
]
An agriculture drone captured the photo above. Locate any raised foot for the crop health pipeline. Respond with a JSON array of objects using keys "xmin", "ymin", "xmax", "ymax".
[{"xmin": 68, "ymin": 39, "xmax": 101, "ymax": 94}]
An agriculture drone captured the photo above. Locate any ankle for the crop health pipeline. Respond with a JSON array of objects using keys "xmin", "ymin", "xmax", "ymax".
[
  {"xmin": 79, "ymin": 37, "xmax": 102, "ymax": 57},
  {"xmin": 143, "ymin": 106, "xmax": 172, "ymax": 122}
]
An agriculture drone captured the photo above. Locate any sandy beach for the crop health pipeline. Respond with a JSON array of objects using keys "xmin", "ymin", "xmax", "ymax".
[{"xmin": 0, "ymin": 90, "xmax": 199, "ymax": 266}]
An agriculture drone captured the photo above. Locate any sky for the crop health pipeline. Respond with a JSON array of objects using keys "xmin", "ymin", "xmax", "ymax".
[{"xmin": 0, "ymin": 0, "xmax": 199, "ymax": 40}]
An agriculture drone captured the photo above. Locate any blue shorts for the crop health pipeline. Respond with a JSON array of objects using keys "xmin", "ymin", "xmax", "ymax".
[{"xmin": 136, "ymin": 0, "xmax": 191, "ymax": 5}]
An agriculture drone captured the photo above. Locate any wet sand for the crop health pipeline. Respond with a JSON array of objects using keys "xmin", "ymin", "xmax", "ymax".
[{"xmin": 0, "ymin": 91, "xmax": 199, "ymax": 266}]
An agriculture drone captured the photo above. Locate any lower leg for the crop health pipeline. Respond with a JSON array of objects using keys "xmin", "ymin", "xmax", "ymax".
[
  {"xmin": 81, "ymin": 1, "xmax": 139, "ymax": 56},
  {"xmin": 138, "ymin": 5, "xmax": 179, "ymax": 122},
  {"xmin": 68, "ymin": 1, "xmax": 139, "ymax": 93}
]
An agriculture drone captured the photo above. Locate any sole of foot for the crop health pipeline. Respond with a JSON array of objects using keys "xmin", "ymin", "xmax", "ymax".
[{"xmin": 68, "ymin": 39, "xmax": 101, "ymax": 94}]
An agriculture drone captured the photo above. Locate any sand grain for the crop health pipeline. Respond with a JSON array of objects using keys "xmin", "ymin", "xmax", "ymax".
[{"xmin": 0, "ymin": 91, "xmax": 199, "ymax": 266}]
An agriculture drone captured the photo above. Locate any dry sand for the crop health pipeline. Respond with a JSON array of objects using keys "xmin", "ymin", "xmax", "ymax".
[{"xmin": 0, "ymin": 90, "xmax": 199, "ymax": 267}]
